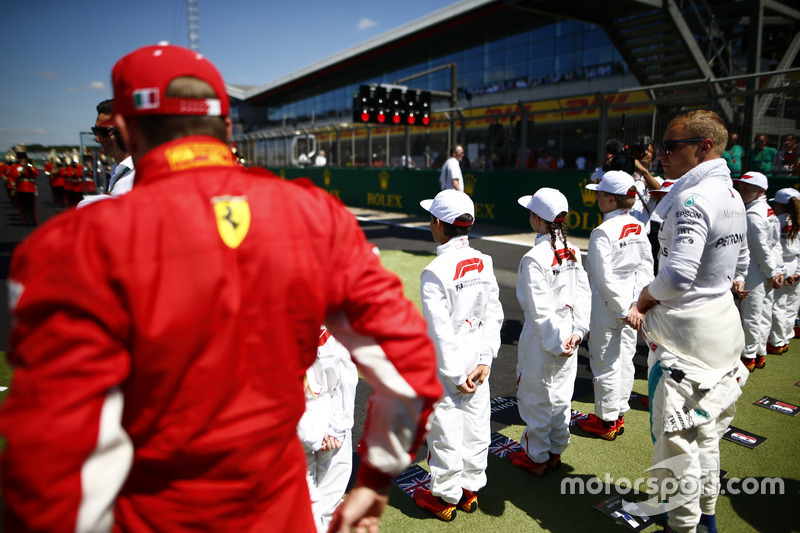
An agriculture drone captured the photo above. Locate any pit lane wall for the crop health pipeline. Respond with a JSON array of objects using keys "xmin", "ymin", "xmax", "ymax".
[
  {"xmin": 269, "ymin": 167, "xmax": 604, "ymax": 238},
  {"xmin": 268, "ymin": 167, "xmax": 800, "ymax": 239}
]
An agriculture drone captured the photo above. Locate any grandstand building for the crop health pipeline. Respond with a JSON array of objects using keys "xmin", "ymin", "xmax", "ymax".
[{"xmin": 227, "ymin": 0, "xmax": 800, "ymax": 171}]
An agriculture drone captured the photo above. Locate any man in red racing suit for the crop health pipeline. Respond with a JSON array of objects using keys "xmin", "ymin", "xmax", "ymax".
[{"xmin": 0, "ymin": 43, "xmax": 442, "ymax": 533}]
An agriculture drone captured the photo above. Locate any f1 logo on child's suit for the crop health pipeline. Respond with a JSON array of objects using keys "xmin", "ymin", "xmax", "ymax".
[
  {"xmin": 618, "ymin": 223, "xmax": 642, "ymax": 239},
  {"xmin": 453, "ymin": 258, "xmax": 484, "ymax": 280},
  {"xmin": 551, "ymin": 248, "xmax": 577, "ymax": 266}
]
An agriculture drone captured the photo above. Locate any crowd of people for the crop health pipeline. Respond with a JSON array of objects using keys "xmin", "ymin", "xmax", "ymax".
[
  {"xmin": 0, "ymin": 41, "xmax": 798, "ymax": 533},
  {"xmin": 723, "ymin": 131, "xmax": 798, "ymax": 177},
  {"xmin": 2, "ymin": 146, "xmax": 109, "ymax": 224}
]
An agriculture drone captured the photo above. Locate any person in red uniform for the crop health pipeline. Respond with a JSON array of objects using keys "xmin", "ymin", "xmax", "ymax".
[
  {"xmin": 0, "ymin": 43, "xmax": 442, "ymax": 533},
  {"xmin": 52, "ymin": 159, "xmax": 68, "ymax": 206},
  {"xmin": 9, "ymin": 148, "xmax": 39, "ymax": 225},
  {"xmin": 1, "ymin": 158, "xmax": 14, "ymax": 204}
]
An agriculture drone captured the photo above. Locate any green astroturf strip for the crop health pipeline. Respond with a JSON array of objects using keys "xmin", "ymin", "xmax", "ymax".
[{"xmin": 378, "ymin": 249, "xmax": 435, "ymax": 313}]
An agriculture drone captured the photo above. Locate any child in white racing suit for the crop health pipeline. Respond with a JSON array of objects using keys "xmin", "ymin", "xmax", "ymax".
[
  {"xmin": 580, "ymin": 171, "xmax": 653, "ymax": 440},
  {"xmin": 414, "ymin": 189, "xmax": 504, "ymax": 522},
  {"xmin": 297, "ymin": 327, "xmax": 358, "ymax": 533},
  {"xmin": 510, "ymin": 188, "xmax": 590, "ymax": 475},
  {"xmin": 734, "ymin": 171, "xmax": 784, "ymax": 371},
  {"xmin": 767, "ymin": 188, "xmax": 800, "ymax": 354}
]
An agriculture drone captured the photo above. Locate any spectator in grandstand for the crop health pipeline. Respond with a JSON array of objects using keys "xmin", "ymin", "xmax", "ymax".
[
  {"xmin": 779, "ymin": 133, "xmax": 798, "ymax": 175},
  {"xmin": 0, "ymin": 43, "xmax": 442, "ymax": 533},
  {"xmin": 722, "ymin": 132, "xmax": 744, "ymax": 177},
  {"xmin": 535, "ymin": 148, "xmax": 557, "ymax": 169},
  {"xmin": 745, "ymin": 133, "xmax": 777, "ymax": 177},
  {"xmin": 314, "ymin": 149, "xmax": 327, "ymax": 167}
]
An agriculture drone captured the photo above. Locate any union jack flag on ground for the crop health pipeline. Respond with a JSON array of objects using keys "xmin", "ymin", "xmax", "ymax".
[
  {"xmin": 570, "ymin": 409, "xmax": 588, "ymax": 426},
  {"xmin": 488, "ymin": 433, "xmax": 520, "ymax": 458},
  {"xmin": 393, "ymin": 464, "xmax": 430, "ymax": 497}
]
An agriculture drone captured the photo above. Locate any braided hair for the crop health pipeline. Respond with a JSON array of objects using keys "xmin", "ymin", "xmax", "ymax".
[{"xmin": 546, "ymin": 211, "xmax": 576, "ymax": 265}]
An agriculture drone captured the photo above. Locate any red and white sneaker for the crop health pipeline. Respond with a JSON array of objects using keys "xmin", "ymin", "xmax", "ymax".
[
  {"xmin": 577, "ymin": 413, "xmax": 621, "ymax": 440},
  {"xmin": 458, "ymin": 489, "xmax": 478, "ymax": 513},
  {"xmin": 766, "ymin": 342, "xmax": 786, "ymax": 355},
  {"xmin": 508, "ymin": 449, "xmax": 547, "ymax": 476},
  {"xmin": 413, "ymin": 488, "xmax": 457, "ymax": 522}
]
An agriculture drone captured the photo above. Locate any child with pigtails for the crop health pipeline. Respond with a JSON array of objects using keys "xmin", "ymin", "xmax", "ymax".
[{"xmin": 510, "ymin": 188, "xmax": 591, "ymax": 476}]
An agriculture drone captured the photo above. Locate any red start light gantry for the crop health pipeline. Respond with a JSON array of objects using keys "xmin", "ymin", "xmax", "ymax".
[{"xmin": 351, "ymin": 85, "xmax": 432, "ymax": 126}]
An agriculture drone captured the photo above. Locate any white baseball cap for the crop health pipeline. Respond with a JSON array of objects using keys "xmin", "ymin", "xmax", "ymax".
[
  {"xmin": 518, "ymin": 188, "xmax": 569, "ymax": 223},
  {"xmin": 734, "ymin": 171, "xmax": 768, "ymax": 190},
  {"xmin": 420, "ymin": 189, "xmax": 475, "ymax": 226},
  {"xmin": 585, "ymin": 170, "xmax": 637, "ymax": 196},
  {"xmin": 769, "ymin": 187, "xmax": 800, "ymax": 204},
  {"xmin": 650, "ymin": 179, "xmax": 675, "ymax": 196}
]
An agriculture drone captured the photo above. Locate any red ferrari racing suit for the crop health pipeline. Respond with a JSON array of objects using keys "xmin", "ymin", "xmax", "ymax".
[{"xmin": 0, "ymin": 135, "xmax": 442, "ymax": 532}]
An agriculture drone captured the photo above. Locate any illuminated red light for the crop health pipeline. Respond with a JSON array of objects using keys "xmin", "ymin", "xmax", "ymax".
[
  {"xmin": 421, "ymin": 114, "xmax": 430, "ymax": 126},
  {"xmin": 392, "ymin": 112, "xmax": 401, "ymax": 124},
  {"xmin": 407, "ymin": 113, "xmax": 416, "ymax": 125},
  {"xmin": 361, "ymin": 111, "xmax": 370, "ymax": 122},
  {"xmin": 377, "ymin": 111, "xmax": 386, "ymax": 123}
]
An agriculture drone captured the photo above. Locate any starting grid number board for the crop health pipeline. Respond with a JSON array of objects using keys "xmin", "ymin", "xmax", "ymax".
[
  {"xmin": 594, "ymin": 494, "xmax": 655, "ymax": 532},
  {"xmin": 753, "ymin": 396, "xmax": 800, "ymax": 417},
  {"xmin": 722, "ymin": 425, "xmax": 767, "ymax": 449}
]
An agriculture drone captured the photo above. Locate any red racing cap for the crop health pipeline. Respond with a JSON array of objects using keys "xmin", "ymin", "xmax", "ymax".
[{"xmin": 112, "ymin": 42, "xmax": 229, "ymax": 118}]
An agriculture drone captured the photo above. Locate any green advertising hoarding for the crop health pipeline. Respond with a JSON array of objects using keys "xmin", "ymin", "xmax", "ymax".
[
  {"xmin": 269, "ymin": 167, "xmax": 604, "ymax": 238},
  {"xmin": 268, "ymin": 167, "xmax": 800, "ymax": 239}
]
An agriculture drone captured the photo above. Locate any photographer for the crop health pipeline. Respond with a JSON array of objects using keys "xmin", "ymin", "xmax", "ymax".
[{"xmin": 607, "ymin": 137, "xmax": 662, "ymax": 231}]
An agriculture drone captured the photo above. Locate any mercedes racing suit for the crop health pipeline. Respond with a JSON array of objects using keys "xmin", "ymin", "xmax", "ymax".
[
  {"xmin": 584, "ymin": 209, "xmax": 653, "ymax": 422},
  {"xmin": 0, "ymin": 135, "xmax": 442, "ymax": 533},
  {"xmin": 421, "ymin": 235, "xmax": 503, "ymax": 504},
  {"xmin": 740, "ymin": 195, "xmax": 783, "ymax": 360},
  {"xmin": 643, "ymin": 159, "xmax": 749, "ymax": 533},
  {"xmin": 516, "ymin": 233, "xmax": 590, "ymax": 463}
]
